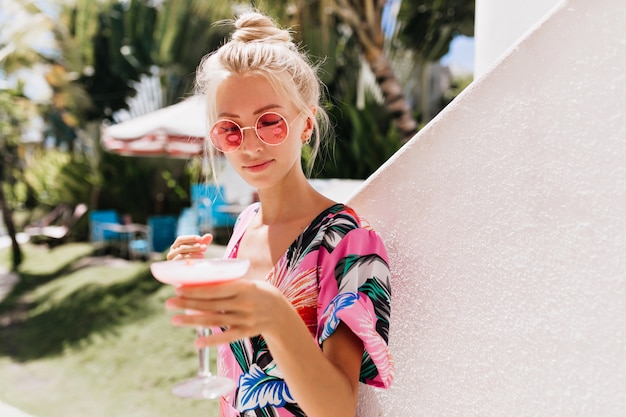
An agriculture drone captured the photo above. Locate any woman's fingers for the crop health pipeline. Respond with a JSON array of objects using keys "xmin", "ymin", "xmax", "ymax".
[
  {"xmin": 172, "ymin": 235, "xmax": 203, "ymax": 246},
  {"xmin": 174, "ymin": 280, "xmax": 239, "ymax": 299},
  {"xmin": 166, "ymin": 234, "xmax": 212, "ymax": 260},
  {"xmin": 170, "ymin": 309, "xmax": 252, "ymax": 331},
  {"xmin": 166, "ymin": 295, "xmax": 237, "ymax": 313},
  {"xmin": 166, "ymin": 293, "xmax": 261, "ymax": 329},
  {"xmin": 199, "ymin": 233, "xmax": 213, "ymax": 245},
  {"xmin": 166, "ymin": 281, "xmax": 282, "ymax": 345}
]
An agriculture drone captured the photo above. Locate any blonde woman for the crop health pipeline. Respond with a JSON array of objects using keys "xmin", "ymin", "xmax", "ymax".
[{"xmin": 166, "ymin": 11, "xmax": 393, "ymax": 417}]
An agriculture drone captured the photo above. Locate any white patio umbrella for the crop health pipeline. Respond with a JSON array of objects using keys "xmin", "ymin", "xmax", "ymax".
[{"xmin": 101, "ymin": 95, "xmax": 209, "ymax": 158}]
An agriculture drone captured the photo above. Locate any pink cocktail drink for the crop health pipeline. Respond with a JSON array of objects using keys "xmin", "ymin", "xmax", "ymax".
[
  {"xmin": 150, "ymin": 257, "xmax": 250, "ymax": 399},
  {"xmin": 150, "ymin": 258, "xmax": 250, "ymax": 287}
]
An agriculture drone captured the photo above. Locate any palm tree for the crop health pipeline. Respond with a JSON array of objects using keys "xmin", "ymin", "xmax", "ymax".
[
  {"xmin": 61, "ymin": 0, "xmax": 233, "ymax": 117},
  {"xmin": 253, "ymin": 0, "xmax": 417, "ymax": 142},
  {"xmin": 395, "ymin": 0, "xmax": 475, "ymax": 122},
  {"xmin": 328, "ymin": 0, "xmax": 419, "ymax": 143},
  {"xmin": 260, "ymin": 0, "xmax": 474, "ymax": 143}
]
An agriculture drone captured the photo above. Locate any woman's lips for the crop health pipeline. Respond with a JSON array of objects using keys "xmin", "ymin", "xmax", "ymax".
[{"xmin": 243, "ymin": 160, "xmax": 273, "ymax": 172}]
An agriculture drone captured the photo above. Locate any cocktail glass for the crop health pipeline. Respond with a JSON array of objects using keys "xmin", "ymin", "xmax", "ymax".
[{"xmin": 150, "ymin": 258, "xmax": 250, "ymax": 399}]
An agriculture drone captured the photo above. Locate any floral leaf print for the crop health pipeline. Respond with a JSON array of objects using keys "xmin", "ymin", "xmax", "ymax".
[
  {"xmin": 251, "ymin": 335, "xmax": 268, "ymax": 358},
  {"xmin": 320, "ymin": 216, "xmax": 360, "ymax": 252},
  {"xmin": 334, "ymin": 253, "xmax": 391, "ymax": 340},
  {"xmin": 360, "ymin": 277, "xmax": 391, "ymax": 340},
  {"xmin": 230, "ymin": 339, "xmax": 252, "ymax": 373},
  {"xmin": 221, "ymin": 203, "xmax": 394, "ymax": 413},
  {"xmin": 286, "ymin": 204, "xmax": 348, "ymax": 268},
  {"xmin": 238, "ymin": 364, "xmax": 296, "ymax": 412},
  {"xmin": 335, "ymin": 253, "xmax": 391, "ymax": 294},
  {"xmin": 349, "ymin": 309, "xmax": 395, "ymax": 387},
  {"xmin": 317, "ymin": 291, "xmax": 394, "ymax": 387},
  {"xmin": 270, "ymin": 257, "xmax": 319, "ymax": 334},
  {"xmin": 319, "ymin": 292, "xmax": 359, "ymax": 341},
  {"xmin": 360, "ymin": 351, "xmax": 379, "ymax": 382}
]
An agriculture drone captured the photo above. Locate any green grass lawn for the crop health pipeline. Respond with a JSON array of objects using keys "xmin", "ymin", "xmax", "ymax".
[{"xmin": 0, "ymin": 242, "xmax": 220, "ymax": 417}]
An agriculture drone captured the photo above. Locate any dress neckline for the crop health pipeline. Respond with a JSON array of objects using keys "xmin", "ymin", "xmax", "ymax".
[{"xmin": 229, "ymin": 202, "xmax": 346, "ymax": 277}]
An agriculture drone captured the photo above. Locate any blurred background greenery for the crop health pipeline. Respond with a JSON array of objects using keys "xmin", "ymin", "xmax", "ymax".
[{"xmin": 1, "ymin": 0, "xmax": 474, "ymax": 268}]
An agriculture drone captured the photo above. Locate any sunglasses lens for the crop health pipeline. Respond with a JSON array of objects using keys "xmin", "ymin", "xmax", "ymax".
[
  {"xmin": 210, "ymin": 120, "xmax": 242, "ymax": 152},
  {"xmin": 256, "ymin": 112, "xmax": 288, "ymax": 144},
  {"xmin": 210, "ymin": 112, "xmax": 290, "ymax": 151}
]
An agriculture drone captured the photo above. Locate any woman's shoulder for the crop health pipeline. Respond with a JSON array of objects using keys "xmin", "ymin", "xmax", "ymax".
[
  {"xmin": 308, "ymin": 203, "xmax": 383, "ymax": 247},
  {"xmin": 316, "ymin": 203, "xmax": 369, "ymax": 229}
]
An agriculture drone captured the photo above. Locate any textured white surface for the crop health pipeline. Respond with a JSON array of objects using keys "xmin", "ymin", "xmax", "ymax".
[
  {"xmin": 350, "ymin": 0, "xmax": 626, "ymax": 415},
  {"xmin": 474, "ymin": 0, "xmax": 562, "ymax": 77},
  {"xmin": 0, "ymin": 401, "xmax": 36, "ymax": 417}
]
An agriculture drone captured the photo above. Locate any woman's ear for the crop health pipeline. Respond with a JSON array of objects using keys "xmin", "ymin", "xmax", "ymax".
[{"xmin": 301, "ymin": 107, "xmax": 316, "ymax": 144}]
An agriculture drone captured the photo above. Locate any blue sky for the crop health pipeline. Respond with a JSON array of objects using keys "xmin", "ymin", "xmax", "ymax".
[
  {"xmin": 382, "ymin": 0, "xmax": 475, "ymax": 77},
  {"xmin": 441, "ymin": 35, "xmax": 475, "ymax": 76}
]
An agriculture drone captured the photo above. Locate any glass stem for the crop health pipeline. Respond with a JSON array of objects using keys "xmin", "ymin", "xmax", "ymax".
[{"xmin": 197, "ymin": 327, "xmax": 212, "ymax": 377}]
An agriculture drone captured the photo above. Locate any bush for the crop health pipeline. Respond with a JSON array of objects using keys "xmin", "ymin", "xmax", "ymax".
[
  {"xmin": 22, "ymin": 149, "xmax": 93, "ymax": 208},
  {"xmin": 310, "ymin": 97, "xmax": 403, "ymax": 179}
]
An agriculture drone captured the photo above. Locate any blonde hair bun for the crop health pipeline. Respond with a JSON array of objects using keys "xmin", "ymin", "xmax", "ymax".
[{"xmin": 231, "ymin": 11, "xmax": 292, "ymax": 45}]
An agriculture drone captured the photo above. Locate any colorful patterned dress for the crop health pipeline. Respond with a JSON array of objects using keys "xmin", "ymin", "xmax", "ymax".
[{"xmin": 218, "ymin": 202, "xmax": 393, "ymax": 417}]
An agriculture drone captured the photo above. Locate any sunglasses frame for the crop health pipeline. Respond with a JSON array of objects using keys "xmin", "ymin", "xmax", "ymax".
[{"xmin": 209, "ymin": 111, "xmax": 295, "ymax": 153}]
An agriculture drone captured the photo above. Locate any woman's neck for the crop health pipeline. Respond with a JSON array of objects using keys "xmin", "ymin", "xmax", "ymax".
[{"xmin": 256, "ymin": 175, "xmax": 333, "ymax": 226}]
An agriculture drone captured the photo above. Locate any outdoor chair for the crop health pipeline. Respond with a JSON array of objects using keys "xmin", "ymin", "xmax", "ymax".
[
  {"xmin": 89, "ymin": 209, "xmax": 122, "ymax": 252},
  {"xmin": 128, "ymin": 229, "xmax": 151, "ymax": 260},
  {"xmin": 147, "ymin": 215, "xmax": 177, "ymax": 253},
  {"xmin": 24, "ymin": 203, "xmax": 88, "ymax": 246}
]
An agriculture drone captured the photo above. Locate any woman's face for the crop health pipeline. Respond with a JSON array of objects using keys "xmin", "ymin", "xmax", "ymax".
[{"xmin": 213, "ymin": 74, "xmax": 309, "ymax": 190}]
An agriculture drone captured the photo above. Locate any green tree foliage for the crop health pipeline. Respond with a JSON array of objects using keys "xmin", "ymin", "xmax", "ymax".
[
  {"xmin": 65, "ymin": 0, "xmax": 232, "ymax": 119},
  {"xmin": 256, "ymin": 0, "xmax": 474, "ymax": 167},
  {"xmin": 22, "ymin": 149, "xmax": 93, "ymax": 207},
  {"xmin": 398, "ymin": 0, "xmax": 475, "ymax": 61},
  {"xmin": 3, "ymin": 0, "xmax": 476, "ymax": 235},
  {"xmin": 310, "ymin": 96, "xmax": 402, "ymax": 179},
  {"xmin": 78, "ymin": 3, "xmax": 152, "ymax": 119},
  {"xmin": 46, "ymin": 0, "xmax": 232, "ymax": 215},
  {"xmin": 306, "ymin": 27, "xmax": 403, "ymax": 178},
  {"xmin": 0, "ymin": 0, "xmax": 65, "ymax": 266},
  {"xmin": 96, "ymin": 153, "xmax": 191, "ymax": 222}
]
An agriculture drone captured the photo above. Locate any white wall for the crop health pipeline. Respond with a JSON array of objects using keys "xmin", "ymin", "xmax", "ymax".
[
  {"xmin": 351, "ymin": 0, "xmax": 626, "ymax": 415},
  {"xmin": 474, "ymin": 0, "xmax": 563, "ymax": 77}
]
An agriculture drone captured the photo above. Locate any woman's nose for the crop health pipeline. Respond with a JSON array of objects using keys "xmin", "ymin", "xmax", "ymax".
[{"xmin": 239, "ymin": 127, "xmax": 262, "ymax": 152}]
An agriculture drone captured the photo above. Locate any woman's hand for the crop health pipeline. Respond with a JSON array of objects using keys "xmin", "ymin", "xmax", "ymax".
[
  {"xmin": 166, "ymin": 233, "xmax": 213, "ymax": 261},
  {"xmin": 165, "ymin": 279, "xmax": 287, "ymax": 347},
  {"xmin": 166, "ymin": 274, "xmax": 364, "ymax": 417}
]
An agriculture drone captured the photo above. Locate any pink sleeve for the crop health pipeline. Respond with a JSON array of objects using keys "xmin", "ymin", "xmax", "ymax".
[{"xmin": 316, "ymin": 227, "xmax": 394, "ymax": 389}]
